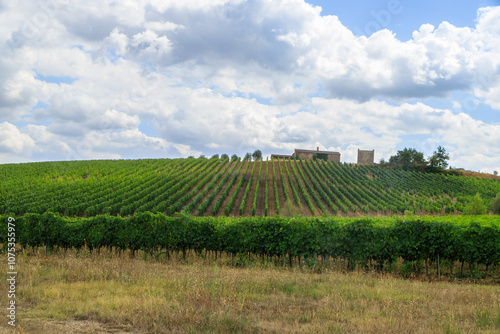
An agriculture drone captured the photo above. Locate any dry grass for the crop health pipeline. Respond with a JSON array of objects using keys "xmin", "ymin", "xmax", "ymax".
[{"xmin": 1, "ymin": 249, "xmax": 499, "ymax": 334}]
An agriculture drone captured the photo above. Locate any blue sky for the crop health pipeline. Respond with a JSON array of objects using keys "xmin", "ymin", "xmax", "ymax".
[
  {"xmin": 310, "ymin": 0, "xmax": 500, "ymax": 125},
  {"xmin": 310, "ymin": 0, "xmax": 500, "ymax": 40},
  {"xmin": 0, "ymin": 0, "xmax": 500, "ymax": 173}
]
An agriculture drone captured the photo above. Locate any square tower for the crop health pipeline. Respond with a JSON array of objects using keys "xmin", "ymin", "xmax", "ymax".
[{"xmin": 357, "ymin": 149, "xmax": 374, "ymax": 165}]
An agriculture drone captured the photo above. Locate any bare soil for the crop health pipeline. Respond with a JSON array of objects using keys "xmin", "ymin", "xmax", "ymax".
[{"xmin": 1, "ymin": 319, "xmax": 145, "ymax": 334}]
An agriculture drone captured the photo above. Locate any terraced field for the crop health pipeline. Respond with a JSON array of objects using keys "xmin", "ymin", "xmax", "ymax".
[{"xmin": 1, "ymin": 157, "xmax": 499, "ymax": 217}]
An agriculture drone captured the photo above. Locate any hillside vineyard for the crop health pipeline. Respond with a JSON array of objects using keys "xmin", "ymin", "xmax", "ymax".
[{"xmin": 1, "ymin": 157, "xmax": 500, "ymax": 217}]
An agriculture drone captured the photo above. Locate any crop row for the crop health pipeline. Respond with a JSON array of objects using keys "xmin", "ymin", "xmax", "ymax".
[
  {"xmin": 2, "ymin": 213, "xmax": 499, "ymax": 276},
  {"xmin": 2, "ymin": 158, "xmax": 500, "ymax": 217}
]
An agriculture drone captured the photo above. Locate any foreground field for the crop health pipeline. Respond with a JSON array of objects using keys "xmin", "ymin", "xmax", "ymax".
[{"xmin": 1, "ymin": 250, "xmax": 499, "ymax": 334}]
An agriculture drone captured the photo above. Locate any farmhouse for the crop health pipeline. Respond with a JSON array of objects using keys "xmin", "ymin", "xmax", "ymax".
[
  {"xmin": 272, "ymin": 147, "xmax": 375, "ymax": 164},
  {"xmin": 292, "ymin": 147, "xmax": 341, "ymax": 162}
]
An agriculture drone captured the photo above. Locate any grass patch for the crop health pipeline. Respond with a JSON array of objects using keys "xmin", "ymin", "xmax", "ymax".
[{"xmin": 0, "ymin": 248, "xmax": 499, "ymax": 333}]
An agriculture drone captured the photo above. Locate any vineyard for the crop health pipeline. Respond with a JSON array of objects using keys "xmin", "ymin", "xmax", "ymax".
[
  {"xmin": 2, "ymin": 213, "xmax": 499, "ymax": 276},
  {"xmin": 1, "ymin": 157, "xmax": 500, "ymax": 217}
]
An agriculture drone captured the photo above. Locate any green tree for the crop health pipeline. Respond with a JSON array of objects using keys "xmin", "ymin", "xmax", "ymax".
[
  {"xmin": 231, "ymin": 154, "xmax": 239, "ymax": 161},
  {"xmin": 465, "ymin": 193, "xmax": 488, "ymax": 215},
  {"xmin": 491, "ymin": 194, "xmax": 500, "ymax": 214},
  {"xmin": 243, "ymin": 152, "xmax": 252, "ymax": 161},
  {"xmin": 426, "ymin": 155, "xmax": 442, "ymax": 173},
  {"xmin": 388, "ymin": 148, "xmax": 426, "ymax": 171},
  {"xmin": 220, "ymin": 154, "xmax": 229, "ymax": 160},
  {"xmin": 211, "ymin": 154, "xmax": 220, "ymax": 159},
  {"xmin": 252, "ymin": 150, "xmax": 262, "ymax": 161},
  {"xmin": 428, "ymin": 146, "xmax": 449, "ymax": 170}
]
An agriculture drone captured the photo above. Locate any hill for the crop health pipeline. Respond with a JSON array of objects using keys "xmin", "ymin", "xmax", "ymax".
[{"xmin": 1, "ymin": 157, "xmax": 499, "ymax": 217}]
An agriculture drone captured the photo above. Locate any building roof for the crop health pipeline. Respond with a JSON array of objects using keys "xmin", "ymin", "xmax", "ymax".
[{"xmin": 294, "ymin": 149, "xmax": 340, "ymax": 155}]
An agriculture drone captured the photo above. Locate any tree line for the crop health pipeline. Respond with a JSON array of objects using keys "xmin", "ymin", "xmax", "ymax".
[{"xmin": 380, "ymin": 146, "xmax": 452, "ymax": 174}]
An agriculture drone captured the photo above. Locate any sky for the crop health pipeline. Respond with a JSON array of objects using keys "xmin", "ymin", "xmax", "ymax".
[{"xmin": 1, "ymin": 0, "xmax": 500, "ymax": 173}]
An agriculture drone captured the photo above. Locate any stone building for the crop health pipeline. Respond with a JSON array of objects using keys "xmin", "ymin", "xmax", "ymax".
[
  {"xmin": 292, "ymin": 147, "xmax": 341, "ymax": 162},
  {"xmin": 357, "ymin": 149, "xmax": 374, "ymax": 165},
  {"xmin": 271, "ymin": 154, "xmax": 292, "ymax": 160}
]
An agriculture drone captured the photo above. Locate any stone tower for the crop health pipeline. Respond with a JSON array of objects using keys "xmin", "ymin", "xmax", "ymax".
[{"xmin": 357, "ymin": 149, "xmax": 374, "ymax": 165}]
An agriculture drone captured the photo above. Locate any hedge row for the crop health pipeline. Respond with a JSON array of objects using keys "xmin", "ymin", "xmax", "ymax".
[{"xmin": 1, "ymin": 213, "xmax": 499, "ymax": 272}]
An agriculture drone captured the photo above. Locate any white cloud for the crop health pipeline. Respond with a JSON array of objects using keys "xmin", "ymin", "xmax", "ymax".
[
  {"xmin": 0, "ymin": 122, "xmax": 35, "ymax": 154},
  {"xmin": 129, "ymin": 29, "xmax": 172, "ymax": 61},
  {"xmin": 0, "ymin": 0, "xmax": 499, "ymax": 173},
  {"xmin": 144, "ymin": 21, "xmax": 184, "ymax": 32}
]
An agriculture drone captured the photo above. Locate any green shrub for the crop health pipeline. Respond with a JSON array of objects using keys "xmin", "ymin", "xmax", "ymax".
[
  {"xmin": 280, "ymin": 199, "xmax": 299, "ymax": 217},
  {"xmin": 465, "ymin": 193, "xmax": 488, "ymax": 215},
  {"xmin": 491, "ymin": 194, "xmax": 500, "ymax": 214}
]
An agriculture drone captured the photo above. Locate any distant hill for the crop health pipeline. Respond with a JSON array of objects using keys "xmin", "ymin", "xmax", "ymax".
[{"xmin": 1, "ymin": 157, "xmax": 499, "ymax": 217}]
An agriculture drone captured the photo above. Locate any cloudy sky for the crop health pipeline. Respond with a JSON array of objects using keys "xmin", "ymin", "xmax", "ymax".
[{"xmin": 1, "ymin": 0, "xmax": 500, "ymax": 173}]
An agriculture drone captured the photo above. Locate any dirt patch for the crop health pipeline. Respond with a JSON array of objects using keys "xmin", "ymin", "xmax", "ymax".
[
  {"xmin": 5, "ymin": 319, "xmax": 145, "ymax": 334},
  {"xmin": 460, "ymin": 170, "xmax": 500, "ymax": 180}
]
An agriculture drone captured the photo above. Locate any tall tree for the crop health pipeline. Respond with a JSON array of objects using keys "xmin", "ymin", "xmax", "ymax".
[
  {"xmin": 433, "ymin": 146, "xmax": 449, "ymax": 169},
  {"xmin": 427, "ymin": 146, "xmax": 450, "ymax": 172},
  {"xmin": 252, "ymin": 149, "xmax": 262, "ymax": 161}
]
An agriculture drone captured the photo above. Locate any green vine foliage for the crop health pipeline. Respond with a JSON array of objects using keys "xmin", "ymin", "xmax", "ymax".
[{"xmin": 2, "ymin": 213, "xmax": 499, "ymax": 274}]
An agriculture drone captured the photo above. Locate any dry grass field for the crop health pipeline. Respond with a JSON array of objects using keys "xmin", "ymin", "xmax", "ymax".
[{"xmin": 1, "ymin": 249, "xmax": 499, "ymax": 334}]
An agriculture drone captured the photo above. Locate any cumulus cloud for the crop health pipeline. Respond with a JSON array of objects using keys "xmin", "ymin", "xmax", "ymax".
[
  {"xmin": 0, "ymin": 122, "xmax": 35, "ymax": 155},
  {"xmin": 0, "ymin": 0, "xmax": 499, "ymax": 173}
]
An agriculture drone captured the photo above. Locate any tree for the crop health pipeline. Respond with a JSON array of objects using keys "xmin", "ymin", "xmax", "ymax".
[
  {"xmin": 211, "ymin": 154, "xmax": 219, "ymax": 159},
  {"xmin": 426, "ymin": 155, "xmax": 441, "ymax": 173},
  {"xmin": 494, "ymin": 171, "xmax": 498, "ymax": 176},
  {"xmin": 231, "ymin": 154, "xmax": 239, "ymax": 161},
  {"xmin": 388, "ymin": 148, "xmax": 426, "ymax": 171},
  {"xmin": 252, "ymin": 150, "xmax": 262, "ymax": 161},
  {"xmin": 430, "ymin": 146, "xmax": 449, "ymax": 169},
  {"xmin": 221, "ymin": 154, "xmax": 229, "ymax": 160},
  {"xmin": 243, "ymin": 152, "xmax": 252, "ymax": 161},
  {"xmin": 198, "ymin": 155, "xmax": 206, "ymax": 159},
  {"xmin": 491, "ymin": 194, "xmax": 500, "ymax": 214},
  {"xmin": 465, "ymin": 193, "xmax": 488, "ymax": 215}
]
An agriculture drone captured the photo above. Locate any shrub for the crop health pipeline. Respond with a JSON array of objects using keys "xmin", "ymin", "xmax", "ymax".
[
  {"xmin": 491, "ymin": 194, "xmax": 500, "ymax": 214},
  {"xmin": 280, "ymin": 199, "xmax": 299, "ymax": 217},
  {"xmin": 465, "ymin": 193, "xmax": 488, "ymax": 215}
]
